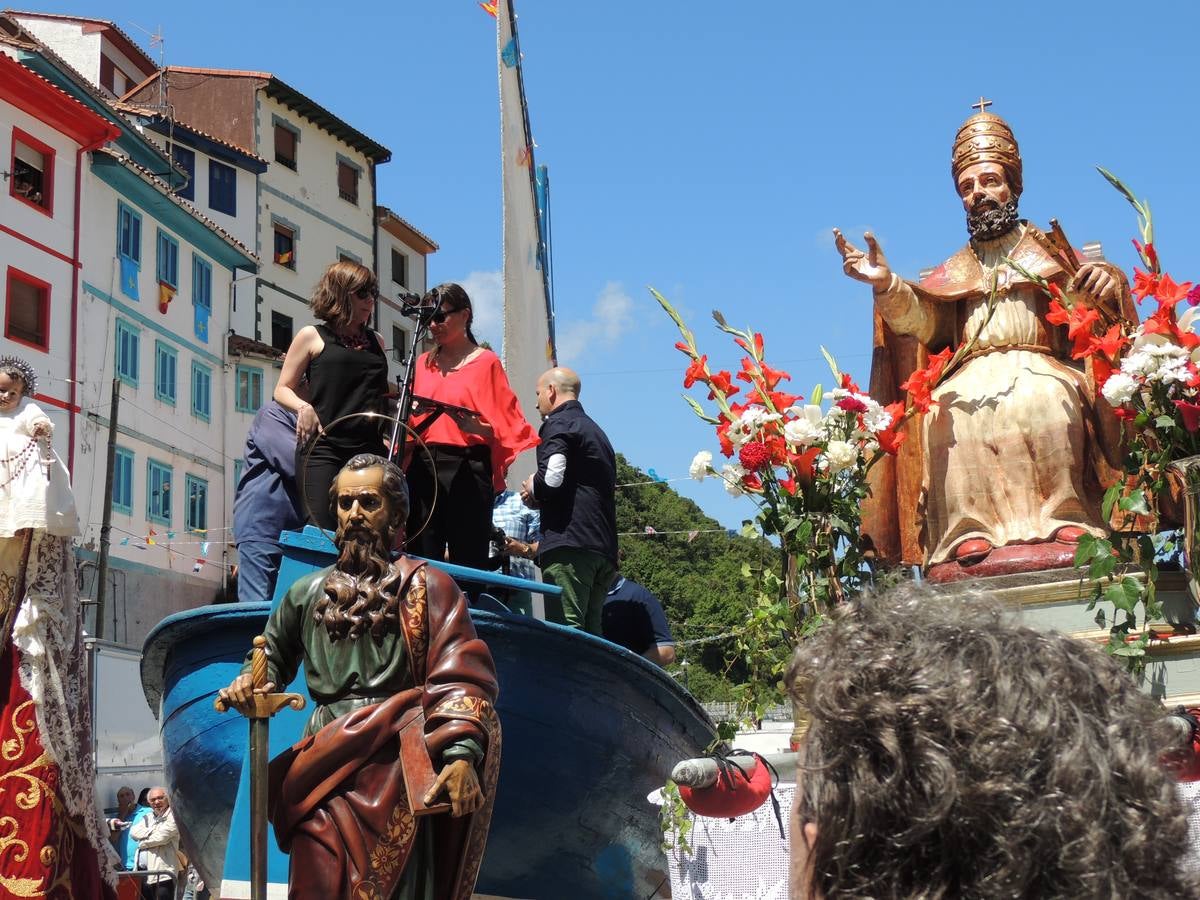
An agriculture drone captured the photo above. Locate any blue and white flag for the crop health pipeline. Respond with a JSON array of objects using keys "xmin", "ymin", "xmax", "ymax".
[{"xmin": 119, "ymin": 256, "xmax": 139, "ymax": 300}]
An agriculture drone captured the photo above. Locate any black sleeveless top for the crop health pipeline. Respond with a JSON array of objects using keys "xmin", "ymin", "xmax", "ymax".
[{"xmin": 306, "ymin": 323, "xmax": 389, "ymax": 448}]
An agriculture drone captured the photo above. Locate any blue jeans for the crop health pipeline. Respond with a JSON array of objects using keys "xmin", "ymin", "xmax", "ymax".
[{"xmin": 236, "ymin": 540, "xmax": 283, "ymax": 604}]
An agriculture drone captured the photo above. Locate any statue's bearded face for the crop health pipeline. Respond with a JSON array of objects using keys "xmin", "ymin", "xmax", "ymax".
[
  {"xmin": 316, "ymin": 466, "xmax": 403, "ymax": 641},
  {"xmin": 958, "ymin": 161, "xmax": 1020, "ymax": 241}
]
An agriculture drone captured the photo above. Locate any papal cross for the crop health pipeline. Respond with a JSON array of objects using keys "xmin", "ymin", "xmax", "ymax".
[{"xmin": 973, "ymin": 96, "xmax": 993, "ymax": 114}]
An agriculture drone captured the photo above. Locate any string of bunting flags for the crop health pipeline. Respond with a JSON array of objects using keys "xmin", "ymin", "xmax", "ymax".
[{"xmin": 109, "ymin": 524, "xmax": 230, "ymax": 574}]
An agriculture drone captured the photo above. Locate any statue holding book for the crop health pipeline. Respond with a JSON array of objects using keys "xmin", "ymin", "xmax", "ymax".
[
  {"xmin": 835, "ymin": 102, "xmax": 1136, "ymax": 581},
  {"xmin": 217, "ymin": 453, "xmax": 500, "ymax": 899}
]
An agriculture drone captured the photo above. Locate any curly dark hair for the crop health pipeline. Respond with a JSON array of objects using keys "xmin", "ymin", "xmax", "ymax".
[{"xmin": 786, "ymin": 584, "xmax": 1199, "ymax": 899}]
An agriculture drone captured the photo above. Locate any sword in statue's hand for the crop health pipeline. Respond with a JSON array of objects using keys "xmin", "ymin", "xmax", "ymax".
[{"xmin": 215, "ymin": 636, "xmax": 305, "ymax": 900}]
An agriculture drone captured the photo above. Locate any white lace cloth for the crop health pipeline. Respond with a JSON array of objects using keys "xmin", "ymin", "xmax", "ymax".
[
  {"xmin": 659, "ymin": 783, "xmax": 793, "ymax": 900},
  {"xmin": 12, "ymin": 532, "xmax": 117, "ymax": 887},
  {"xmin": 1179, "ymin": 779, "xmax": 1200, "ymax": 875}
]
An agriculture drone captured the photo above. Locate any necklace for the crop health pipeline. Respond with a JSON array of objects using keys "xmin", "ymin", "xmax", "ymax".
[{"xmin": 336, "ymin": 327, "xmax": 372, "ymax": 352}]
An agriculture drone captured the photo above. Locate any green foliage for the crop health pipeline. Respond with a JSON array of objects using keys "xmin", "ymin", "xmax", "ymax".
[{"xmin": 613, "ymin": 453, "xmax": 780, "ymax": 700}]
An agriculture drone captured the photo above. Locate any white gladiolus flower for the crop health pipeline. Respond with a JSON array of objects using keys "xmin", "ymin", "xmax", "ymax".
[
  {"xmin": 1101, "ymin": 372, "xmax": 1138, "ymax": 406},
  {"xmin": 689, "ymin": 450, "xmax": 712, "ymax": 481},
  {"xmin": 825, "ymin": 440, "xmax": 857, "ymax": 473},
  {"xmin": 721, "ymin": 463, "xmax": 747, "ymax": 496}
]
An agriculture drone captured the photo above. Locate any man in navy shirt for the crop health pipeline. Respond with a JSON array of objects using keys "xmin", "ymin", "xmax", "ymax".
[
  {"xmin": 233, "ymin": 400, "xmax": 305, "ymax": 603},
  {"xmin": 521, "ymin": 367, "xmax": 617, "ymax": 633},
  {"xmin": 602, "ymin": 575, "xmax": 676, "ymax": 666}
]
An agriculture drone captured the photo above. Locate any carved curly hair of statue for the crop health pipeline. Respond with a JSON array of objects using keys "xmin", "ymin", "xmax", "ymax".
[
  {"xmin": 0, "ymin": 355, "xmax": 38, "ymax": 397},
  {"xmin": 786, "ymin": 583, "xmax": 1198, "ymax": 899}
]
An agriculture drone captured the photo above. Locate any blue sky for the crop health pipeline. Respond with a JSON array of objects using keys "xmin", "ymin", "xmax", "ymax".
[{"xmin": 40, "ymin": 0, "xmax": 1200, "ymax": 528}]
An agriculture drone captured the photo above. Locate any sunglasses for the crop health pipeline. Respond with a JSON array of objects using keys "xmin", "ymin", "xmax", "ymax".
[
  {"xmin": 430, "ymin": 307, "xmax": 463, "ymax": 324},
  {"xmin": 354, "ymin": 287, "xmax": 378, "ymax": 300}
]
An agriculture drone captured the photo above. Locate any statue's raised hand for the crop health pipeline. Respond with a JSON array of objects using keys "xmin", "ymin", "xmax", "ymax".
[{"xmin": 834, "ymin": 229, "xmax": 892, "ymax": 290}]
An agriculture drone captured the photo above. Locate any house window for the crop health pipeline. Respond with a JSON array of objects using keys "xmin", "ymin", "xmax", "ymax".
[
  {"xmin": 191, "ymin": 361, "xmax": 212, "ymax": 422},
  {"xmin": 271, "ymin": 311, "xmax": 293, "ymax": 352},
  {"xmin": 5, "ymin": 267, "xmax": 50, "ymax": 351},
  {"xmin": 154, "ymin": 341, "xmax": 177, "ymax": 405},
  {"xmin": 274, "ymin": 123, "xmax": 297, "ymax": 170},
  {"xmin": 208, "ymin": 160, "xmax": 236, "ymax": 216},
  {"xmin": 115, "ymin": 319, "xmax": 139, "ymax": 386},
  {"xmin": 192, "ymin": 255, "xmax": 212, "ymax": 342},
  {"xmin": 147, "ymin": 459, "xmax": 172, "ymax": 525},
  {"xmin": 235, "ymin": 365, "xmax": 263, "ymax": 413},
  {"xmin": 170, "ymin": 143, "xmax": 195, "ymax": 201},
  {"xmin": 99, "ymin": 54, "xmax": 115, "ymax": 93},
  {"xmin": 273, "ymin": 223, "xmax": 295, "ymax": 269},
  {"xmin": 10, "ymin": 128, "xmax": 54, "ymax": 214},
  {"xmin": 117, "ymin": 202, "xmax": 142, "ymax": 264},
  {"xmin": 391, "ymin": 248, "xmax": 407, "ymax": 286},
  {"xmin": 337, "ymin": 160, "xmax": 359, "ymax": 204},
  {"xmin": 391, "ymin": 324, "xmax": 407, "ymax": 363},
  {"xmin": 156, "ymin": 230, "xmax": 179, "ymax": 288},
  {"xmin": 185, "ymin": 475, "xmax": 208, "ymax": 533},
  {"xmin": 113, "ymin": 446, "xmax": 134, "ymax": 514}
]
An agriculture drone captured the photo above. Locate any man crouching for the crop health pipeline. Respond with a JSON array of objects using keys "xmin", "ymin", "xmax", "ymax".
[{"xmin": 218, "ymin": 453, "xmax": 500, "ymax": 899}]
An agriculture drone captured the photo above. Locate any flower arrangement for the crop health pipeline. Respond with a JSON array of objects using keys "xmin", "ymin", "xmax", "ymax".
[{"xmin": 654, "ymin": 288, "xmax": 913, "ymax": 716}]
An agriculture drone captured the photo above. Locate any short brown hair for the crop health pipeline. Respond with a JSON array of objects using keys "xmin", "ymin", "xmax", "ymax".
[{"xmin": 310, "ymin": 260, "xmax": 377, "ymax": 330}]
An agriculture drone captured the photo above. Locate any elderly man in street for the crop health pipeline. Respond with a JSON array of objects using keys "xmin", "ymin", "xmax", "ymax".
[
  {"xmin": 521, "ymin": 367, "xmax": 618, "ymax": 634},
  {"xmin": 129, "ymin": 787, "xmax": 179, "ymax": 900}
]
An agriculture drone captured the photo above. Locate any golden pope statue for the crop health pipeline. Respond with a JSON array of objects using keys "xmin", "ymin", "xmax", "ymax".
[{"xmin": 836, "ymin": 103, "xmax": 1133, "ymax": 581}]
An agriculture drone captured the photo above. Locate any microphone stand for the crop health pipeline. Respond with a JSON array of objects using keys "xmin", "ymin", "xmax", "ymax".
[{"xmin": 387, "ymin": 296, "xmax": 437, "ymax": 461}]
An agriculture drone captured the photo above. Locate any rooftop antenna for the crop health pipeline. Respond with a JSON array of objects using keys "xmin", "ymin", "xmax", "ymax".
[{"xmin": 128, "ymin": 21, "xmax": 166, "ymax": 108}]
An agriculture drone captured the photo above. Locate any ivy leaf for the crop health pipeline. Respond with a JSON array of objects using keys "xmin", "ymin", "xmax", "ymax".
[
  {"xmin": 1074, "ymin": 532, "xmax": 1097, "ymax": 566},
  {"xmin": 1094, "ymin": 607, "xmax": 1107, "ymax": 629},
  {"xmin": 1118, "ymin": 493, "xmax": 1150, "ymax": 515},
  {"xmin": 1090, "ymin": 553, "xmax": 1118, "ymax": 581},
  {"xmin": 1101, "ymin": 485, "xmax": 1121, "ymax": 523}
]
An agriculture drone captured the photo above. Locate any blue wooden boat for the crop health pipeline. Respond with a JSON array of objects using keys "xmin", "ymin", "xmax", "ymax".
[{"xmin": 141, "ymin": 528, "xmax": 715, "ymax": 899}]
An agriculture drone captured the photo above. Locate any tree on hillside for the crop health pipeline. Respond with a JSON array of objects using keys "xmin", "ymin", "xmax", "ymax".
[{"xmin": 613, "ymin": 453, "xmax": 780, "ymax": 699}]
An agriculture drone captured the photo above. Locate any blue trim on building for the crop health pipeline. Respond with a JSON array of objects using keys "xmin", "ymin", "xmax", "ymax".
[
  {"xmin": 260, "ymin": 183, "xmax": 371, "ymax": 246},
  {"xmin": 84, "ymin": 411, "xmax": 224, "ymax": 473},
  {"xmin": 84, "ymin": 281, "xmax": 222, "ymax": 366},
  {"xmin": 91, "ymin": 154, "xmax": 256, "ymax": 271}
]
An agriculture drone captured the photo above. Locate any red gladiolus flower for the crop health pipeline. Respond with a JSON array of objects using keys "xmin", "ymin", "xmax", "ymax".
[
  {"xmin": 899, "ymin": 347, "xmax": 952, "ymax": 413},
  {"xmin": 768, "ymin": 390, "xmax": 801, "ymax": 410},
  {"xmin": 1065, "ymin": 305, "xmax": 1100, "ymax": 343},
  {"xmin": 735, "ymin": 357, "xmax": 757, "ymax": 384},
  {"xmin": 1047, "ymin": 282, "xmax": 1066, "ymax": 301},
  {"xmin": 741, "ymin": 471, "xmax": 763, "ymax": 492},
  {"xmin": 715, "ymin": 416, "xmax": 734, "ymax": 457},
  {"xmin": 791, "ymin": 447, "xmax": 821, "ymax": 487},
  {"xmin": 674, "ymin": 341, "xmax": 692, "ymax": 356},
  {"xmin": 1091, "ymin": 354, "xmax": 1114, "ymax": 389},
  {"xmin": 684, "ymin": 354, "xmax": 709, "ymax": 389},
  {"xmin": 707, "ymin": 369, "xmax": 737, "ymax": 399},
  {"xmin": 1155, "ymin": 273, "xmax": 1194, "ymax": 311},
  {"xmin": 1046, "ymin": 299, "xmax": 1071, "ymax": 327},
  {"xmin": 1142, "ymin": 311, "xmax": 1176, "ymax": 337},
  {"xmin": 874, "ymin": 401, "xmax": 908, "ymax": 455},
  {"xmin": 779, "ymin": 475, "xmax": 798, "ymax": 496},
  {"xmin": 1175, "ymin": 398, "xmax": 1200, "ymax": 433},
  {"xmin": 760, "ymin": 361, "xmax": 791, "ymax": 391},
  {"xmin": 1088, "ymin": 324, "xmax": 1127, "ymax": 361},
  {"xmin": 840, "ymin": 372, "xmax": 863, "ymax": 394},
  {"xmin": 836, "ymin": 395, "xmax": 869, "ymax": 414},
  {"xmin": 734, "ymin": 332, "xmax": 765, "ymax": 358},
  {"xmin": 1146, "ymin": 242, "xmax": 1159, "ymax": 269},
  {"xmin": 1132, "ymin": 269, "xmax": 1159, "ymax": 302},
  {"xmin": 739, "ymin": 441, "xmax": 771, "ymax": 471}
]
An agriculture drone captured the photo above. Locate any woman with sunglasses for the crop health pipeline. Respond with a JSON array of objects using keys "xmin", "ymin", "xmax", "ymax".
[
  {"xmin": 406, "ymin": 282, "xmax": 538, "ymax": 571},
  {"xmin": 274, "ymin": 260, "xmax": 389, "ymax": 531}
]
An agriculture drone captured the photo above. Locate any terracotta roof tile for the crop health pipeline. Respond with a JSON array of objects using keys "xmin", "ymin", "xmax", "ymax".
[
  {"xmin": 113, "ymin": 101, "xmax": 268, "ymax": 164},
  {"xmin": 228, "ymin": 334, "xmax": 284, "ymax": 360},
  {"xmin": 377, "ymin": 206, "xmax": 439, "ymax": 253}
]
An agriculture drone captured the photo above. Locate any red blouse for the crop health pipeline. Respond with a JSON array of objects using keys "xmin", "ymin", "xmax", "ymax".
[{"xmin": 411, "ymin": 348, "xmax": 539, "ymax": 491}]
